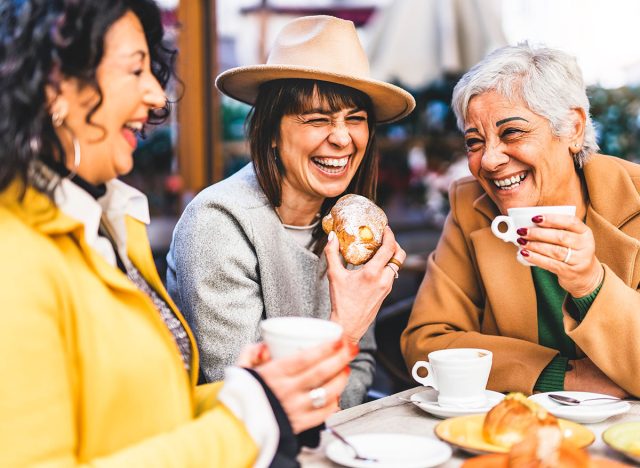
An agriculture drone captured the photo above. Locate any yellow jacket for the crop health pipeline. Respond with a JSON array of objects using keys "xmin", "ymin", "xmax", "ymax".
[
  {"xmin": 402, "ymin": 155, "xmax": 640, "ymax": 396},
  {"xmin": 0, "ymin": 183, "xmax": 257, "ymax": 466}
]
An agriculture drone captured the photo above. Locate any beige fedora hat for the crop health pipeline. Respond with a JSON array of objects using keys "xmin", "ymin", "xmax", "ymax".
[{"xmin": 216, "ymin": 15, "xmax": 415, "ymax": 123}]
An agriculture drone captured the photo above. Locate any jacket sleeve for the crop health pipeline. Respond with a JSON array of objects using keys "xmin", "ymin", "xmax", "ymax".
[
  {"xmin": 341, "ymin": 325, "xmax": 376, "ymax": 408},
  {"xmin": 400, "ymin": 185, "xmax": 558, "ymax": 394},
  {"xmin": 564, "ymin": 264, "xmax": 640, "ymax": 397},
  {"xmin": 0, "ymin": 249, "xmax": 259, "ymax": 467},
  {"xmin": 167, "ymin": 200, "xmax": 264, "ymax": 383}
]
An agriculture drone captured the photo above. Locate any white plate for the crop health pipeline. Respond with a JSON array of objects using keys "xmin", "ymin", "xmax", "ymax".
[
  {"xmin": 409, "ymin": 388, "xmax": 505, "ymax": 419},
  {"xmin": 528, "ymin": 391, "xmax": 631, "ymax": 424},
  {"xmin": 325, "ymin": 433, "xmax": 452, "ymax": 468}
]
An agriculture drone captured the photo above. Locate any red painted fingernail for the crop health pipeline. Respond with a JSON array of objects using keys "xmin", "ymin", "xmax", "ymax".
[
  {"xmin": 521, "ymin": 249, "xmax": 530, "ymax": 257},
  {"xmin": 532, "ymin": 215, "xmax": 543, "ymax": 223},
  {"xmin": 516, "ymin": 228, "xmax": 528, "ymax": 236},
  {"xmin": 517, "ymin": 237, "xmax": 527, "ymax": 245},
  {"xmin": 348, "ymin": 342, "xmax": 359, "ymax": 356},
  {"xmin": 343, "ymin": 366, "xmax": 351, "ymax": 377}
]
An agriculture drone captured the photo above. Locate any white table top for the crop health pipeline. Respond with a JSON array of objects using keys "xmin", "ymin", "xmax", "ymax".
[{"xmin": 299, "ymin": 386, "xmax": 640, "ymax": 467}]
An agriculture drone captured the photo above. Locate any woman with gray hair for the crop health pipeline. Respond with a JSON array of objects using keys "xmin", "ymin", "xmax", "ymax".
[{"xmin": 402, "ymin": 43, "xmax": 640, "ymax": 398}]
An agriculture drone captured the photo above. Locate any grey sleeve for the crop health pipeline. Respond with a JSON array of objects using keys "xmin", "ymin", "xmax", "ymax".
[
  {"xmin": 340, "ymin": 324, "xmax": 376, "ymax": 409},
  {"xmin": 167, "ymin": 201, "xmax": 264, "ymax": 382}
]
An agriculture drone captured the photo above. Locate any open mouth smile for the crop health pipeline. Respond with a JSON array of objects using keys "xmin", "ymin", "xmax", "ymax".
[
  {"xmin": 492, "ymin": 171, "xmax": 528, "ymax": 191},
  {"xmin": 121, "ymin": 120, "xmax": 145, "ymax": 149},
  {"xmin": 311, "ymin": 156, "xmax": 350, "ymax": 174}
]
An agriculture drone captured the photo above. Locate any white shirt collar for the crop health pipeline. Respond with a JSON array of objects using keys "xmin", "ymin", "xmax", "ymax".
[{"xmin": 54, "ymin": 177, "xmax": 150, "ymax": 266}]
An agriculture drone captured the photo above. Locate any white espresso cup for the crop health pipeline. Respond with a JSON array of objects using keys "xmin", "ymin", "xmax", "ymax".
[
  {"xmin": 260, "ymin": 317, "xmax": 343, "ymax": 359},
  {"xmin": 491, "ymin": 205, "xmax": 576, "ymax": 266},
  {"xmin": 411, "ymin": 348, "xmax": 492, "ymax": 408}
]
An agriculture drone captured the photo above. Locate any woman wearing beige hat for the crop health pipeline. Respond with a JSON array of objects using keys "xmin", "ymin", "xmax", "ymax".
[{"xmin": 167, "ymin": 15, "xmax": 415, "ymax": 408}]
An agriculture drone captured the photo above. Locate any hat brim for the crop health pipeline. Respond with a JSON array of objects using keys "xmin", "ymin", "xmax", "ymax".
[{"xmin": 215, "ymin": 64, "xmax": 416, "ymax": 124}]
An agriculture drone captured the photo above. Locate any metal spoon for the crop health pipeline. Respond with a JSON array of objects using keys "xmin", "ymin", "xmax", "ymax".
[
  {"xmin": 326, "ymin": 426, "xmax": 379, "ymax": 463},
  {"xmin": 548, "ymin": 394, "xmax": 623, "ymax": 406}
]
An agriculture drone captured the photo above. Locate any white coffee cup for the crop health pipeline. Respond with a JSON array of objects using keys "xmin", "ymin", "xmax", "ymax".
[
  {"xmin": 491, "ymin": 205, "xmax": 576, "ymax": 266},
  {"xmin": 260, "ymin": 317, "xmax": 343, "ymax": 359},
  {"xmin": 411, "ymin": 348, "xmax": 492, "ymax": 408}
]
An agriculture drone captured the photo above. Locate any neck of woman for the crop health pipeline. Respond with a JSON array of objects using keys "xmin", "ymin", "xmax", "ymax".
[
  {"xmin": 276, "ymin": 188, "xmax": 324, "ymax": 226},
  {"xmin": 560, "ymin": 168, "xmax": 589, "ymax": 220}
]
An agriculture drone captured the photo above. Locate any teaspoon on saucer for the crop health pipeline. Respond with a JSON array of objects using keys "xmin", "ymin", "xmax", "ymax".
[
  {"xmin": 548, "ymin": 394, "xmax": 624, "ymax": 406},
  {"xmin": 326, "ymin": 426, "xmax": 379, "ymax": 463}
]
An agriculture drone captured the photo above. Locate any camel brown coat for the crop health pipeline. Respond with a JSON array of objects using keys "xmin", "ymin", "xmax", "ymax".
[{"xmin": 402, "ymin": 154, "xmax": 640, "ymax": 396}]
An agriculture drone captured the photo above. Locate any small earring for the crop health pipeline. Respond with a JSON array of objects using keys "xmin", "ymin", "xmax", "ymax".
[
  {"xmin": 51, "ymin": 111, "xmax": 64, "ymax": 128},
  {"xmin": 57, "ymin": 122, "xmax": 81, "ymax": 179}
]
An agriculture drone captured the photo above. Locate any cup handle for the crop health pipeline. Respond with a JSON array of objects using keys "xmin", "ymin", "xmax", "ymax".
[
  {"xmin": 411, "ymin": 361, "xmax": 438, "ymax": 389},
  {"xmin": 491, "ymin": 215, "xmax": 517, "ymax": 244}
]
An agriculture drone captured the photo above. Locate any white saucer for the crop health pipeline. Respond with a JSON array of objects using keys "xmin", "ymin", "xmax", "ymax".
[
  {"xmin": 325, "ymin": 432, "xmax": 452, "ymax": 468},
  {"xmin": 409, "ymin": 388, "xmax": 505, "ymax": 419},
  {"xmin": 529, "ymin": 392, "xmax": 631, "ymax": 424}
]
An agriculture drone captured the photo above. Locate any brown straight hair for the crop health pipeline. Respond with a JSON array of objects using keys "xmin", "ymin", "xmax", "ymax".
[{"xmin": 247, "ymin": 78, "xmax": 378, "ymax": 254}]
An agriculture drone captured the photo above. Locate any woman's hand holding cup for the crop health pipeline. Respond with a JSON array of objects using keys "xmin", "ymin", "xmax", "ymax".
[
  {"xmin": 249, "ymin": 337, "xmax": 358, "ymax": 433},
  {"xmin": 491, "ymin": 205, "xmax": 604, "ymax": 297},
  {"xmin": 516, "ymin": 212, "xmax": 604, "ymax": 298}
]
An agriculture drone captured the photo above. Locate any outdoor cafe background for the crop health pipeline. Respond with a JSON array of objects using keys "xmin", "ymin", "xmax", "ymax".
[{"xmin": 136, "ymin": 0, "xmax": 640, "ymax": 396}]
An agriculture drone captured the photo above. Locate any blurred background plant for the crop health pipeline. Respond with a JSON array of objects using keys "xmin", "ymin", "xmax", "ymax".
[{"xmin": 588, "ymin": 85, "xmax": 640, "ymax": 162}]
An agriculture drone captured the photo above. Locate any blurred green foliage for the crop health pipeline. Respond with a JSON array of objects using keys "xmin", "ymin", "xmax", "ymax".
[
  {"xmin": 221, "ymin": 96, "xmax": 251, "ymax": 141},
  {"xmin": 588, "ymin": 85, "xmax": 640, "ymax": 161}
]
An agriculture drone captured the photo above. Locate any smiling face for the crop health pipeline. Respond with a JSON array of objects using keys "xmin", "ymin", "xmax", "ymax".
[
  {"xmin": 464, "ymin": 90, "xmax": 585, "ymax": 214},
  {"xmin": 51, "ymin": 11, "xmax": 166, "ymax": 185},
  {"xmin": 276, "ymin": 93, "xmax": 370, "ymax": 205}
]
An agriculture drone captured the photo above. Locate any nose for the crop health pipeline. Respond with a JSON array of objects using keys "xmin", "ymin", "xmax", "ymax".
[
  {"xmin": 327, "ymin": 121, "xmax": 352, "ymax": 148},
  {"xmin": 481, "ymin": 144, "xmax": 509, "ymax": 172},
  {"xmin": 143, "ymin": 74, "xmax": 167, "ymax": 110}
]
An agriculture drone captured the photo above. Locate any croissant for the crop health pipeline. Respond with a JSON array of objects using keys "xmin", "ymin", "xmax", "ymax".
[
  {"xmin": 322, "ymin": 194, "xmax": 388, "ymax": 265},
  {"xmin": 483, "ymin": 393, "xmax": 559, "ymax": 449}
]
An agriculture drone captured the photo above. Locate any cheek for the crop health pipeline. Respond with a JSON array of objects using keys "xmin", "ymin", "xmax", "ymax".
[{"xmin": 466, "ymin": 153, "xmax": 481, "ymax": 175}]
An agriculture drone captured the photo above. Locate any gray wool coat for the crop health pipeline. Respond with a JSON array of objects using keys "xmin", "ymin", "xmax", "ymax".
[{"xmin": 166, "ymin": 163, "xmax": 376, "ymax": 408}]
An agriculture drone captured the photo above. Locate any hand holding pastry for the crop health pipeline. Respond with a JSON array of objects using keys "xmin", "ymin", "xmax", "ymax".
[{"xmin": 325, "ymin": 225, "xmax": 406, "ymax": 343}]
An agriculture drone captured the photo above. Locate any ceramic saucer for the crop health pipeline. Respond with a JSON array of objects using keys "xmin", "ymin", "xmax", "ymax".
[
  {"xmin": 529, "ymin": 392, "xmax": 631, "ymax": 424},
  {"xmin": 409, "ymin": 388, "xmax": 505, "ymax": 419},
  {"xmin": 603, "ymin": 421, "xmax": 640, "ymax": 464},
  {"xmin": 434, "ymin": 414, "xmax": 594, "ymax": 455},
  {"xmin": 325, "ymin": 433, "xmax": 452, "ymax": 468}
]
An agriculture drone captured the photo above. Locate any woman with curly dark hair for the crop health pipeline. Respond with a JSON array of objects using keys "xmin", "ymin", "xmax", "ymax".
[{"xmin": 0, "ymin": 1, "xmax": 355, "ymax": 466}]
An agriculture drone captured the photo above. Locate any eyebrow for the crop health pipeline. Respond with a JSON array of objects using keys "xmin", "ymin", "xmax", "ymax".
[
  {"xmin": 118, "ymin": 50, "xmax": 146, "ymax": 60},
  {"xmin": 496, "ymin": 116, "xmax": 528, "ymax": 126}
]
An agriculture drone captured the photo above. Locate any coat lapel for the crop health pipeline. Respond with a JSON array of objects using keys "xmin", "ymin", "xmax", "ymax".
[
  {"xmin": 584, "ymin": 155, "xmax": 640, "ymax": 288},
  {"xmin": 471, "ymin": 227, "xmax": 539, "ymax": 342},
  {"xmin": 125, "ymin": 216, "xmax": 200, "ymax": 385}
]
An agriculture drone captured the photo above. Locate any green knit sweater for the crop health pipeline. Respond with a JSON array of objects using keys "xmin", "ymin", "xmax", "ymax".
[{"xmin": 532, "ymin": 267, "xmax": 602, "ymax": 392}]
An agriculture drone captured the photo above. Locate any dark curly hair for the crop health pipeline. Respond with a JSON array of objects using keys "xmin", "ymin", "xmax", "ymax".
[{"xmin": 0, "ymin": 0, "xmax": 176, "ymax": 195}]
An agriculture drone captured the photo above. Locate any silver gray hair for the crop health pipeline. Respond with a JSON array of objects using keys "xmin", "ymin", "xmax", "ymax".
[{"xmin": 451, "ymin": 43, "xmax": 598, "ymax": 167}]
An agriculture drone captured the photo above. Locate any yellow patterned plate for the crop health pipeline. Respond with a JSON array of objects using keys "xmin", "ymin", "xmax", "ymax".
[
  {"xmin": 603, "ymin": 421, "xmax": 640, "ymax": 464},
  {"xmin": 434, "ymin": 414, "xmax": 595, "ymax": 455}
]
